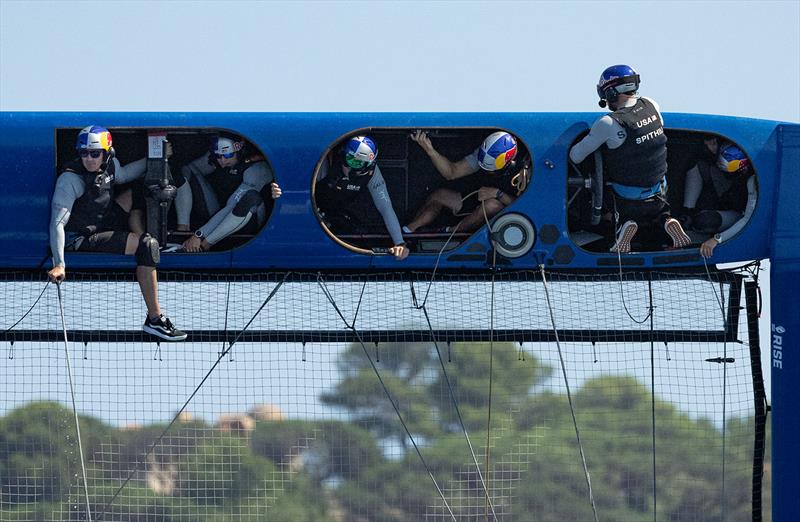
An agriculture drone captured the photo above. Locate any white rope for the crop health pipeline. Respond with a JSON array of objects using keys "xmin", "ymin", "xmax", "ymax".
[
  {"xmin": 539, "ymin": 266, "xmax": 600, "ymax": 522},
  {"xmin": 55, "ymin": 283, "xmax": 93, "ymax": 521}
]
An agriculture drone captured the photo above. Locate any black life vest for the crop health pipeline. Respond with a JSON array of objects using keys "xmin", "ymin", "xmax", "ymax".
[
  {"xmin": 316, "ymin": 156, "xmax": 375, "ymax": 210},
  {"xmin": 207, "ymin": 154, "xmax": 265, "ymax": 202},
  {"xmin": 64, "ymin": 158, "xmax": 117, "ymax": 232},
  {"xmin": 602, "ymin": 98, "xmax": 668, "ymax": 189}
]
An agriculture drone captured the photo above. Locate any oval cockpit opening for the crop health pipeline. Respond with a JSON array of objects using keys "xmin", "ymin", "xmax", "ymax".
[
  {"xmin": 313, "ymin": 128, "xmax": 532, "ymax": 255},
  {"xmin": 567, "ymin": 129, "xmax": 758, "ymax": 254},
  {"xmin": 56, "ymin": 127, "xmax": 277, "ymax": 253}
]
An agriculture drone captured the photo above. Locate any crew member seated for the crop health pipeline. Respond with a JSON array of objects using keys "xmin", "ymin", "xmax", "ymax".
[
  {"xmin": 315, "ymin": 135, "xmax": 409, "ymax": 260},
  {"xmin": 174, "ymin": 134, "xmax": 281, "ymax": 252},
  {"xmin": 48, "ymin": 125, "xmax": 186, "ymax": 341},
  {"xmin": 679, "ymin": 140, "xmax": 757, "ymax": 258},
  {"xmin": 570, "ymin": 64, "xmax": 690, "ymax": 253},
  {"xmin": 404, "ymin": 131, "xmax": 528, "ymax": 234}
]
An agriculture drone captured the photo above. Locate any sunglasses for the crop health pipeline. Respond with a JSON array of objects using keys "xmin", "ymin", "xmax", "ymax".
[
  {"xmin": 80, "ymin": 150, "xmax": 104, "ymax": 158},
  {"xmin": 214, "ymin": 152, "xmax": 237, "ymax": 160}
]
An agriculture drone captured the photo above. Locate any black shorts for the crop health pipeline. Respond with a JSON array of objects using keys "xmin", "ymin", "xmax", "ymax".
[{"xmin": 67, "ymin": 203, "xmax": 131, "ymax": 254}]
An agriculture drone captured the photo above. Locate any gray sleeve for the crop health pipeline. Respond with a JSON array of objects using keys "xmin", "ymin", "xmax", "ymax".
[
  {"xmin": 718, "ymin": 176, "xmax": 758, "ymax": 244},
  {"xmin": 176, "ymin": 154, "xmax": 216, "ymax": 225},
  {"xmin": 569, "ymin": 115, "xmax": 619, "ymax": 164},
  {"xmin": 243, "ymin": 162, "xmax": 273, "ymax": 191},
  {"xmin": 683, "ymin": 165, "xmax": 703, "ymax": 209},
  {"xmin": 49, "ymin": 173, "xmax": 85, "ymax": 267},
  {"xmin": 200, "ymin": 169, "xmax": 265, "ymax": 243},
  {"xmin": 367, "ymin": 167, "xmax": 404, "ymax": 245},
  {"xmin": 114, "ymin": 157, "xmax": 147, "ymax": 184},
  {"xmin": 183, "ymin": 153, "xmax": 216, "ymax": 178}
]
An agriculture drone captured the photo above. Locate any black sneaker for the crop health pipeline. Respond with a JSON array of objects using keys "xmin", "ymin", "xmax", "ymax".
[{"xmin": 143, "ymin": 314, "xmax": 187, "ymax": 341}]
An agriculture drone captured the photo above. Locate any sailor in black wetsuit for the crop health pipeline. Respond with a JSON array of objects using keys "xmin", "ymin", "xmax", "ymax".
[
  {"xmin": 570, "ymin": 64, "xmax": 690, "ymax": 253},
  {"xmin": 48, "ymin": 126, "xmax": 186, "ymax": 341},
  {"xmin": 174, "ymin": 135, "xmax": 281, "ymax": 252},
  {"xmin": 405, "ymin": 131, "xmax": 528, "ymax": 233},
  {"xmin": 315, "ymin": 136, "xmax": 409, "ymax": 260}
]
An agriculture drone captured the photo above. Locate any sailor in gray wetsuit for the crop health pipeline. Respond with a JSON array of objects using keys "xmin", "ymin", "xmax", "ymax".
[
  {"xmin": 175, "ymin": 135, "xmax": 281, "ymax": 252},
  {"xmin": 48, "ymin": 126, "xmax": 186, "ymax": 341},
  {"xmin": 680, "ymin": 139, "xmax": 757, "ymax": 258},
  {"xmin": 315, "ymin": 135, "xmax": 409, "ymax": 260},
  {"xmin": 569, "ymin": 64, "xmax": 690, "ymax": 253}
]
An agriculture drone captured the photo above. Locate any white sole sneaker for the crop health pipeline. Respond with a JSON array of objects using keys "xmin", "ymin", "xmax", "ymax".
[
  {"xmin": 611, "ymin": 221, "xmax": 638, "ymax": 253},
  {"xmin": 143, "ymin": 323, "xmax": 188, "ymax": 341},
  {"xmin": 664, "ymin": 218, "xmax": 691, "ymax": 249}
]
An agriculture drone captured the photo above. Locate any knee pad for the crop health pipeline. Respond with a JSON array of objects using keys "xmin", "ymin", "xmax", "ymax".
[
  {"xmin": 692, "ymin": 210, "xmax": 723, "ymax": 233},
  {"xmin": 135, "ymin": 234, "xmax": 160, "ymax": 267},
  {"xmin": 233, "ymin": 190, "xmax": 263, "ymax": 217}
]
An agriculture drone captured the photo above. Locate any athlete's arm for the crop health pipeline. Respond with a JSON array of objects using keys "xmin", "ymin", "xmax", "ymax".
[
  {"xmin": 569, "ymin": 115, "xmax": 619, "ymax": 164},
  {"xmin": 718, "ymin": 176, "xmax": 757, "ymax": 243},
  {"xmin": 367, "ymin": 167, "xmax": 405, "ymax": 246},
  {"xmin": 49, "ymin": 173, "xmax": 84, "ymax": 268},
  {"xmin": 411, "ymin": 130, "xmax": 476, "ymax": 180},
  {"xmin": 114, "ymin": 157, "xmax": 147, "ymax": 184}
]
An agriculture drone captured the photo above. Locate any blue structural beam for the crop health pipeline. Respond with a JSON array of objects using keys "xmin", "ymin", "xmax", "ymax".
[{"xmin": 771, "ymin": 124, "xmax": 800, "ymax": 520}]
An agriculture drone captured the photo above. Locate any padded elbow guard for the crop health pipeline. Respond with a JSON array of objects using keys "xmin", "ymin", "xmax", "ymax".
[{"xmin": 135, "ymin": 234, "xmax": 160, "ymax": 267}]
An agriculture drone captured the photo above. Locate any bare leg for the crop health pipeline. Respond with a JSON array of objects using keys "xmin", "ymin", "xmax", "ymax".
[
  {"xmin": 455, "ymin": 198, "xmax": 505, "ymax": 232},
  {"xmin": 124, "ymin": 233, "xmax": 161, "ymax": 318},
  {"xmin": 129, "ymin": 209, "xmax": 145, "ymax": 234},
  {"xmin": 136, "ymin": 266, "xmax": 161, "ymax": 319},
  {"xmin": 115, "ymin": 188, "xmax": 133, "ymax": 212},
  {"xmin": 406, "ymin": 189, "xmax": 462, "ymax": 232}
]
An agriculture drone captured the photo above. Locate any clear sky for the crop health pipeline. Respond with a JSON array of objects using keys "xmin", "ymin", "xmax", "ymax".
[{"xmin": 1, "ymin": 0, "xmax": 798, "ymax": 122}]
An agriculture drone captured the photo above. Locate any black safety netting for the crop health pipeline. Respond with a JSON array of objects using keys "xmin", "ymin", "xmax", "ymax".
[{"xmin": 0, "ymin": 268, "xmax": 766, "ymax": 521}]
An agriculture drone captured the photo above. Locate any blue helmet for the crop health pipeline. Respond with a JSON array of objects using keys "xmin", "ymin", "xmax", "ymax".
[
  {"xmin": 76, "ymin": 125, "xmax": 113, "ymax": 152},
  {"xmin": 477, "ymin": 132, "xmax": 518, "ymax": 172},
  {"xmin": 597, "ymin": 64, "xmax": 640, "ymax": 108},
  {"xmin": 717, "ymin": 143, "xmax": 750, "ymax": 174},
  {"xmin": 210, "ymin": 135, "xmax": 243, "ymax": 159},
  {"xmin": 343, "ymin": 136, "xmax": 378, "ymax": 173}
]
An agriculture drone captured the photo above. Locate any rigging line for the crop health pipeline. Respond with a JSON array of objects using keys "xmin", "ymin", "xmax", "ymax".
[
  {"xmin": 221, "ymin": 281, "xmax": 232, "ymax": 361},
  {"xmin": 4, "ymin": 280, "xmax": 50, "ymax": 334},
  {"xmin": 413, "ymin": 190, "xmax": 479, "ymax": 310},
  {"xmin": 55, "ymin": 283, "xmax": 93, "ymax": 522},
  {"xmin": 95, "ymin": 274, "xmax": 289, "ymax": 522},
  {"xmin": 317, "ymin": 274, "xmax": 457, "ymax": 522},
  {"xmin": 351, "ymin": 258, "xmax": 373, "ymax": 329},
  {"xmin": 615, "ymin": 239, "xmax": 651, "ymax": 325},
  {"xmin": 648, "ymin": 277, "xmax": 657, "ymax": 521},
  {"xmin": 702, "ymin": 256, "xmax": 730, "ymax": 519},
  {"xmin": 480, "ymin": 197, "xmax": 499, "ymax": 522},
  {"xmin": 316, "ymin": 274, "xmax": 351, "ymax": 329},
  {"xmin": 485, "ymin": 249, "xmax": 498, "ymax": 522},
  {"xmin": 420, "ymin": 305, "xmax": 498, "ymax": 521},
  {"xmin": 610, "ymin": 198, "xmax": 651, "ymax": 325},
  {"xmin": 539, "ymin": 265, "xmax": 600, "ymax": 522}
]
